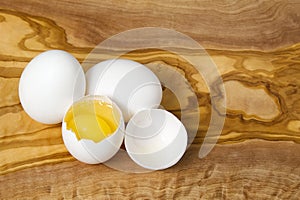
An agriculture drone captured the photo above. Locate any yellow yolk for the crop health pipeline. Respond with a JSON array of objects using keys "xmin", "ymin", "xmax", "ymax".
[{"xmin": 64, "ymin": 99, "xmax": 120, "ymax": 143}]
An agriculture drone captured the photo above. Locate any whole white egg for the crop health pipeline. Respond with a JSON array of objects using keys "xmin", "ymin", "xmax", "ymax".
[
  {"xmin": 19, "ymin": 50, "xmax": 86, "ymax": 124},
  {"xmin": 86, "ymin": 59, "xmax": 162, "ymax": 122}
]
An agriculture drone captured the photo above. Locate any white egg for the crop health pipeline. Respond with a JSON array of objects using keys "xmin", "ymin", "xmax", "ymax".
[
  {"xmin": 125, "ymin": 109, "xmax": 187, "ymax": 170},
  {"xmin": 62, "ymin": 95, "xmax": 125, "ymax": 164},
  {"xmin": 19, "ymin": 50, "xmax": 86, "ymax": 124},
  {"xmin": 86, "ymin": 59, "xmax": 162, "ymax": 122}
]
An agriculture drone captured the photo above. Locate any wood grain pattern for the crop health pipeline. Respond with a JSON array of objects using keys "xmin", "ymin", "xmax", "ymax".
[{"xmin": 0, "ymin": 0, "xmax": 300, "ymax": 199}]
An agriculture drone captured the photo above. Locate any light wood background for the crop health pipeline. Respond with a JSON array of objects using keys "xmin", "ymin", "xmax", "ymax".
[{"xmin": 1, "ymin": 0, "xmax": 300, "ymax": 199}]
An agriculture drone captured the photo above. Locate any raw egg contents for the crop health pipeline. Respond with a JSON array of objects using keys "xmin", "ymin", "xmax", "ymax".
[
  {"xmin": 62, "ymin": 95, "xmax": 125, "ymax": 164},
  {"xmin": 64, "ymin": 98, "xmax": 120, "ymax": 143}
]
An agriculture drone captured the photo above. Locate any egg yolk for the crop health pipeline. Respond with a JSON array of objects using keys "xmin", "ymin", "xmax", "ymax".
[{"xmin": 64, "ymin": 99, "xmax": 120, "ymax": 143}]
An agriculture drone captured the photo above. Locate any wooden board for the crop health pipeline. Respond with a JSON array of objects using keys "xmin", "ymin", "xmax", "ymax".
[{"xmin": 1, "ymin": 0, "xmax": 300, "ymax": 199}]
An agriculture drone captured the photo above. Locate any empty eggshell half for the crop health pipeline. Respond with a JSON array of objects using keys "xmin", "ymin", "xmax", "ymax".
[
  {"xmin": 62, "ymin": 95, "xmax": 125, "ymax": 164},
  {"xmin": 125, "ymin": 109, "xmax": 188, "ymax": 170},
  {"xmin": 86, "ymin": 59, "xmax": 162, "ymax": 122}
]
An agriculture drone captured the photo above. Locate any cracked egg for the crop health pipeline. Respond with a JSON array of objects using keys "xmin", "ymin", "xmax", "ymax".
[{"xmin": 62, "ymin": 95, "xmax": 124, "ymax": 164}]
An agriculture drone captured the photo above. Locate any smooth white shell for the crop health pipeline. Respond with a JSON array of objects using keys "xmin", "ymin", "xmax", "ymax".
[
  {"xmin": 86, "ymin": 59, "xmax": 162, "ymax": 122},
  {"xmin": 125, "ymin": 109, "xmax": 188, "ymax": 170},
  {"xmin": 62, "ymin": 121, "xmax": 125, "ymax": 164},
  {"xmin": 19, "ymin": 50, "xmax": 86, "ymax": 124},
  {"xmin": 61, "ymin": 96, "xmax": 125, "ymax": 164}
]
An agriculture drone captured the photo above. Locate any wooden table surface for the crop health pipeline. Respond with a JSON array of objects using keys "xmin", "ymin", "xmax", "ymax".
[{"xmin": 1, "ymin": 0, "xmax": 300, "ymax": 199}]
